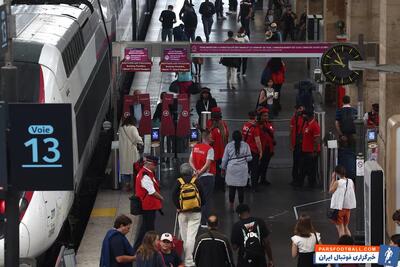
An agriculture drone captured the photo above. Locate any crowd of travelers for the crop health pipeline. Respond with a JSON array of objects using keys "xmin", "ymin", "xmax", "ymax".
[
  {"xmin": 158, "ymin": 0, "xmax": 306, "ymax": 43},
  {"xmin": 99, "ymin": 1, "xmax": 393, "ymax": 267}
]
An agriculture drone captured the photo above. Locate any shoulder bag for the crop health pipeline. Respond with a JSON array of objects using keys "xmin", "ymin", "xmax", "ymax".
[
  {"xmin": 327, "ymin": 179, "xmax": 348, "ymax": 221},
  {"xmin": 122, "ymin": 126, "xmax": 144, "ymax": 153}
]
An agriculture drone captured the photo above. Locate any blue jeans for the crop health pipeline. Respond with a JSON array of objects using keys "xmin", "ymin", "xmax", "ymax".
[
  {"xmin": 198, "ymin": 175, "xmax": 215, "ymax": 224},
  {"xmin": 161, "ymin": 28, "xmax": 173, "ymax": 41},
  {"xmin": 202, "ymin": 17, "xmax": 214, "ymax": 42}
]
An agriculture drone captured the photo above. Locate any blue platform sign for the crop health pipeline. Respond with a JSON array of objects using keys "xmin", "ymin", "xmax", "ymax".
[
  {"xmin": 8, "ymin": 104, "xmax": 73, "ymax": 191},
  {"xmin": 0, "ymin": 102, "xmax": 7, "ymax": 190}
]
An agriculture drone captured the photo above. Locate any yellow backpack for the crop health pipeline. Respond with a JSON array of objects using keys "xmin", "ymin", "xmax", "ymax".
[{"xmin": 178, "ymin": 177, "xmax": 201, "ymax": 211}]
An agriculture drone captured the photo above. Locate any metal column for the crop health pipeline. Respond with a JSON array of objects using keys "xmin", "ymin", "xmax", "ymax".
[{"xmin": 315, "ymin": 111, "xmax": 326, "ymax": 189}]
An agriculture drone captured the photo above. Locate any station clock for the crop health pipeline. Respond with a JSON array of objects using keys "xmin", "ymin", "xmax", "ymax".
[{"xmin": 321, "ymin": 44, "xmax": 362, "ymax": 85}]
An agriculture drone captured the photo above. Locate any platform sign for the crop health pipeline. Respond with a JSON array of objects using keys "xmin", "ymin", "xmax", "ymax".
[
  {"xmin": 0, "ymin": 5, "xmax": 7, "ymax": 49},
  {"xmin": 190, "ymin": 42, "xmax": 331, "ymax": 58},
  {"xmin": 0, "ymin": 102, "xmax": 7, "ymax": 190},
  {"xmin": 121, "ymin": 48, "xmax": 152, "ymax": 72},
  {"xmin": 8, "ymin": 104, "xmax": 74, "ymax": 191},
  {"xmin": 160, "ymin": 48, "xmax": 191, "ymax": 72}
]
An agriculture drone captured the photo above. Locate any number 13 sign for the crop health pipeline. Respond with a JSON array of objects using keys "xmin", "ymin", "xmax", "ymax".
[{"xmin": 9, "ymin": 104, "xmax": 73, "ymax": 191}]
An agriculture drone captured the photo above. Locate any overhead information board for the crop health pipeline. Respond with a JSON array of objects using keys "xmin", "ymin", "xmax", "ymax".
[
  {"xmin": 8, "ymin": 104, "xmax": 74, "ymax": 191},
  {"xmin": 190, "ymin": 42, "xmax": 331, "ymax": 58}
]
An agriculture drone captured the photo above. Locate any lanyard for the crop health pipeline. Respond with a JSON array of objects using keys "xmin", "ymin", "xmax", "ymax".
[{"xmin": 204, "ymin": 100, "xmax": 209, "ymax": 111}]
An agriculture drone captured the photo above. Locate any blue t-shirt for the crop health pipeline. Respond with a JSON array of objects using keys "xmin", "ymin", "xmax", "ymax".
[
  {"xmin": 109, "ymin": 234, "xmax": 134, "ymax": 267},
  {"xmin": 161, "ymin": 250, "xmax": 183, "ymax": 267}
]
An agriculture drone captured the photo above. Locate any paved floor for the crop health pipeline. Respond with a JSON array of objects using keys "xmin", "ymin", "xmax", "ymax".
[{"xmin": 76, "ymin": 0, "xmax": 354, "ymax": 266}]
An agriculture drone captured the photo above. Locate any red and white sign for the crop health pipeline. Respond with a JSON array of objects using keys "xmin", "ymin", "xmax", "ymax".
[
  {"xmin": 121, "ymin": 48, "xmax": 152, "ymax": 72},
  {"xmin": 190, "ymin": 43, "xmax": 331, "ymax": 58},
  {"xmin": 160, "ymin": 48, "xmax": 191, "ymax": 72},
  {"xmin": 122, "ymin": 94, "xmax": 152, "ymax": 135}
]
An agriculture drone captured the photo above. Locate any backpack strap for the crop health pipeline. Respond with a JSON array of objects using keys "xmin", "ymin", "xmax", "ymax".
[{"xmin": 178, "ymin": 178, "xmax": 185, "ymax": 186}]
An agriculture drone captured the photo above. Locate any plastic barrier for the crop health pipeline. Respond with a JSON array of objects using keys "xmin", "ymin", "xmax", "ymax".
[
  {"xmin": 176, "ymin": 94, "xmax": 190, "ymax": 137},
  {"xmin": 122, "ymin": 94, "xmax": 152, "ymax": 135},
  {"xmin": 160, "ymin": 93, "xmax": 175, "ymax": 136}
]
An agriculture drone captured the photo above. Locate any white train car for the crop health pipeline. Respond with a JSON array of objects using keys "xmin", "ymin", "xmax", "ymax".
[{"xmin": 0, "ymin": 0, "xmax": 144, "ymax": 264}]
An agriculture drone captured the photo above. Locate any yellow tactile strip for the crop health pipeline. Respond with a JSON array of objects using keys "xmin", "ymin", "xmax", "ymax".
[{"xmin": 90, "ymin": 208, "xmax": 117, "ymax": 217}]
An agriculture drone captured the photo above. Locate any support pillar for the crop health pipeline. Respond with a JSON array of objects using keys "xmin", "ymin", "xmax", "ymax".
[{"xmin": 378, "ymin": 0, "xmax": 400, "ymax": 237}]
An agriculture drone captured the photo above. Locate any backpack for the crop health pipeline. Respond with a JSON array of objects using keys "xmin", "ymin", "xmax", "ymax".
[
  {"xmin": 183, "ymin": 11, "xmax": 197, "ymax": 28},
  {"xmin": 178, "ymin": 177, "xmax": 201, "ymax": 211},
  {"xmin": 271, "ymin": 69, "xmax": 285, "ymax": 84},
  {"xmin": 340, "ymin": 108, "xmax": 356, "ymax": 134},
  {"xmin": 296, "ymin": 81, "xmax": 315, "ymax": 113},
  {"xmin": 201, "ymin": 2, "xmax": 215, "ymax": 17},
  {"xmin": 242, "ymin": 222, "xmax": 265, "ymax": 264}
]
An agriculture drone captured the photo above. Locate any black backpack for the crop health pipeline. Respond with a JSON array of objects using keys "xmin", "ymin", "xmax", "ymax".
[
  {"xmin": 340, "ymin": 108, "xmax": 356, "ymax": 134},
  {"xmin": 201, "ymin": 2, "xmax": 215, "ymax": 17},
  {"xmin": 241, "ymin": 222, "xmax": 265, "ymax": 264}
]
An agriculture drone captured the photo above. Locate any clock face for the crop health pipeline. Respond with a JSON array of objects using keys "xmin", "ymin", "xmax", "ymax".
[{"xmin": 321, "ymin": 44, "xmax": 362, "ymax": 85}]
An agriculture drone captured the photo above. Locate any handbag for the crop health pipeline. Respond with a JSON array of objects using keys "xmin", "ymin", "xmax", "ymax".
[
  {"xmin": 169, "ymin": 80, "xmax": 179, "ymax": 93},
  {"xmin": 327, "ymin": 179, "xmax": 349, "ymax": 221},
  {"xmin": 129, "ymin": 195, "xmax": 143, "ymax": 215},
  {"xmin": 122, "ymin": 126, "xmax": 143, "ymax": 153}
]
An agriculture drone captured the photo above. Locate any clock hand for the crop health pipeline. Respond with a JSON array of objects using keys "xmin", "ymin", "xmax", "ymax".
[
  {"xmin": 333, "ymin": 60, "xmax": 346, "ymax": 67},
  {"xmin": 333, "ymin": 49, "xmax": 345, "ymax": 65}
]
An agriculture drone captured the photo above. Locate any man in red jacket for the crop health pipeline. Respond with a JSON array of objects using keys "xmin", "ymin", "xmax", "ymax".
[
  {"xmin": 133, "ymin": 156, "xmax": 164, "ymax": 252},
  {"xmin": 242, "ymin": 111, "xmax": 263, "ymax": 192},
  {"xmin": 207, "ymin": 107, "xmax": 229, "ymax": 192},
  {"xmin": 297, "ymin": 110, "xmax": 320, "ymax": 188},
  {"xmin": 190, "ymin": 129, "xmax": 216, "ymax": 226},
  {"xmin": 257, "ymin": 108, "xmax": 275, "ymax": 186}
]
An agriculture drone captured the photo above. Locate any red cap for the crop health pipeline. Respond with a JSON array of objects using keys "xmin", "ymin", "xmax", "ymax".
[
  {"xmin": 257, "ymin": 107, "xmax": 269, "ymax": 114},
  {"xmin": 211, "ymin": 107, "xmax": 221, "ymax": 113}
]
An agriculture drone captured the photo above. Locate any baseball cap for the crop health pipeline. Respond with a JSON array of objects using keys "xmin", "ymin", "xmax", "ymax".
[
  {"xmin": 161, "ymin": 233, "xmax": 173, "ymax": 242},
  {"xmin": 271, "ymin": 22, "xmax": 277, "ymax": 28}
]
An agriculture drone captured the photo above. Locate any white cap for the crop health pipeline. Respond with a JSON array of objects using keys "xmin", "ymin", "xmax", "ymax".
[
  {"xmin": 271, "ymin": 22, "xmax": 277, "ymax": 28},
  {"xmin": 161, "ymin": 233, "xmax": 173, "ymax": 242}
]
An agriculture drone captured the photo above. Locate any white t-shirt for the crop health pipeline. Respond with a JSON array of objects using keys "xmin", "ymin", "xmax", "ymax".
[
  {"xmin": 141, "ymin": 174, "xmax": 156, "ymax": 195},
  {"xmin": 265, "ymin": 87, "xmax": 275, "ymax": 105},
  {"xmin": 291, "ymin": 232, "xmax": 321, "ymax": 253}
]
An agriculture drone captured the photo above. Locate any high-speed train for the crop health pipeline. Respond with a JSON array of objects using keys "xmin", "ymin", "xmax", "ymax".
[{"xmin": 0, "ymin": 0, "xmax": 151, "ymax": 264}]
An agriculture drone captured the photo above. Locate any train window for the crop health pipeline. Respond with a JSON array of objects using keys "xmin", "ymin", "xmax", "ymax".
[{"xmin": 61, "ymin": 30, "xmax": 85, "ymax": 77}]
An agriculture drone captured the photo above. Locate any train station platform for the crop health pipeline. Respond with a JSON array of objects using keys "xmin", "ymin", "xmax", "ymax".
[{"xmin": 76, "ymin": 0, "xmax": 346, "ymax": 266}]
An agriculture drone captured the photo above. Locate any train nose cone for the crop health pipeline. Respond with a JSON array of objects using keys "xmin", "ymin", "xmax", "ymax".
[{"xmin": 0, "ymin": 222, "xmax": 30, "ymax": 266}]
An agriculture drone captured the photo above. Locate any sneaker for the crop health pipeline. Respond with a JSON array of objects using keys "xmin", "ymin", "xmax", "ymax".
[
  {"xmin": 221, "ymin": 16, "xmax": 227, "ymax": 20},
  {"xmin": 226, "ymin": 11, "xmax": 232, "ymax": 15},
  {"xmin": 200, "ymin": 224, "xmax": 208, "ymax": 228}
]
